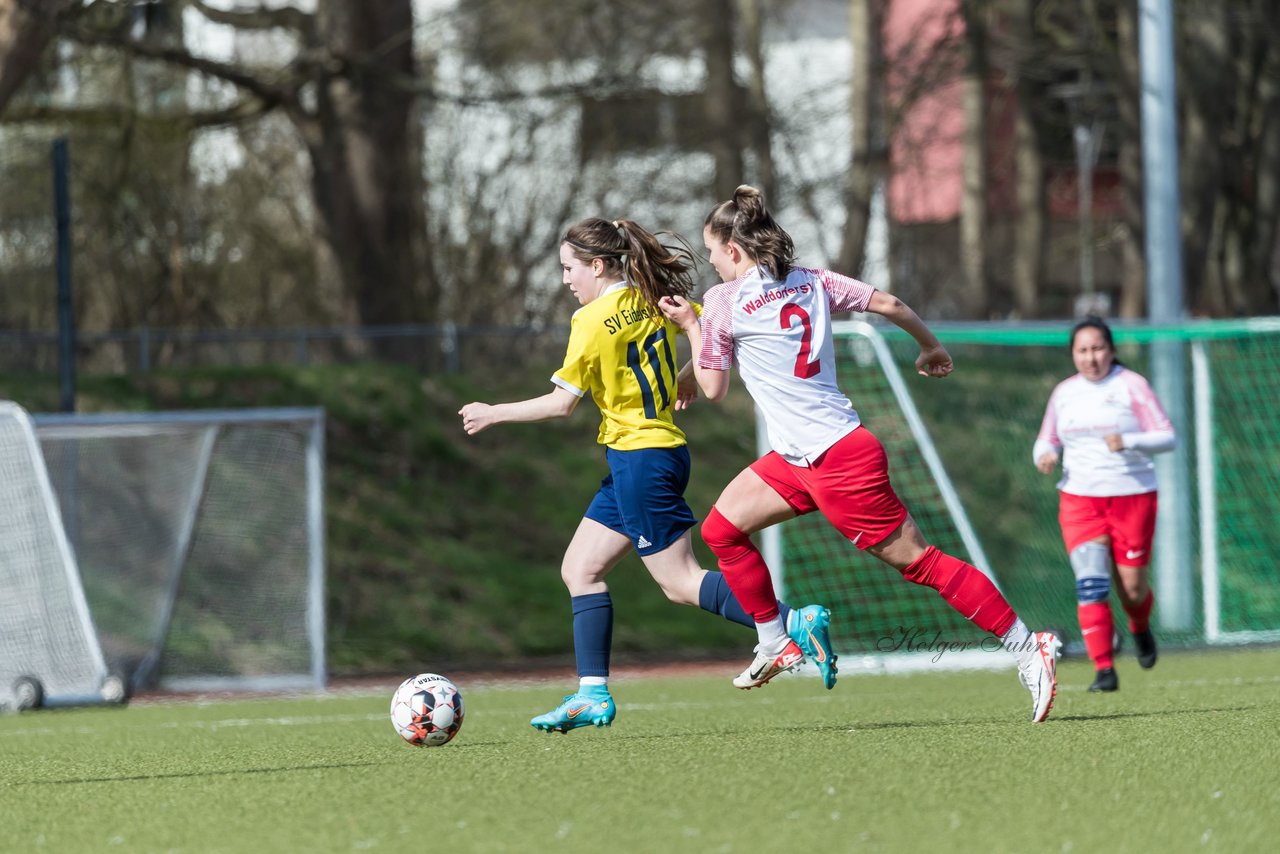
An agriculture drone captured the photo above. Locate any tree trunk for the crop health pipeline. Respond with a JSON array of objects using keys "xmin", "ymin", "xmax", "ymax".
[
  {"xmin": 0, "ymin": 0, "xmax": 75, "ymax": 115},
  {"xmin": 1005, "ymin": 0, "xmax": 1044, "ymax": 318},
  {"xmin": 1114, "ymin": 0, "xmax": 1145, "ymax": 318},
  {"xmin": 1237, "ymin": 5, "xmax": 1280, "ymax": 314},
  {"xmin": 737, "ymin": 0, "xmax": 776, "ymax": 201},
  {"xmin": 835, "ymin": 0, "xmax": 881, "ymax": 279},
  {"xmin": 701, "ymin": 0, "xmax": 744, "ymax": 201},
  {"xmin": 958, "ymin": 0, "xmax": 989, "ymax": 317},
  {"xmin": 306, "ymin": 0, "xmax": 430, "ymax": 329},
  {"xmin": 1245, "ymin": 49, "xmax": 1280, "ymax": 312},
  {"xmin": 1178, "ymin": 0, "xmax": 1230, "ymax": 314}
]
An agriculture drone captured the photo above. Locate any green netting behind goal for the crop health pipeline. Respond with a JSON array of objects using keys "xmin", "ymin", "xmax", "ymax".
[{"xmin": 773, "ymin": 318, "xmax": 1280, "ymax": 662}]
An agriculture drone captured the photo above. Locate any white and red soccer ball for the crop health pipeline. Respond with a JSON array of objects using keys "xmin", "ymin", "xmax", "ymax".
[{"xmin": 390, "ymin": 673, "xmax": 464, "ymax": 746}]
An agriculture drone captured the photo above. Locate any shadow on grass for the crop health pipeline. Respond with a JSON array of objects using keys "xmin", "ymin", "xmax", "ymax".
[
  {"xmin": 591, "ymin": 702, "xmax": 1270, "ymax": 741},
  {"xmin": 1046, "ymin": 704, "xmax": 1260, "ymax": 723},
  {"xmin": 18, "ymin": 760, "xmax": 384, "ymax": 787}
]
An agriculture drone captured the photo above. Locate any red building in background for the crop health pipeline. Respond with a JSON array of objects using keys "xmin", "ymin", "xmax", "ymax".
[{"xmin": 883, "ymin": 0, "xmax": 1123, "ymax": 317}]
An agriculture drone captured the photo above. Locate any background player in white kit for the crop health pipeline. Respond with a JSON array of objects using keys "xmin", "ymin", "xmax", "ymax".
[
  {"xmin": 1034, "ymin": 317, "xmax": 1176, "ymax": 692},
  {"xmin": 660, "ymin": 184, "xmax": 1061, "ymax": 723}
]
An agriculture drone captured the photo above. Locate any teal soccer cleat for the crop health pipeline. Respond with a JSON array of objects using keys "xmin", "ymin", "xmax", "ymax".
[
  {"xmin": 789, "ymin": 605, "xmax": 838, "ymax": 689},
  {"xmin": 530, "ymin": 689, "xmax": 617, "ymax": 733}
]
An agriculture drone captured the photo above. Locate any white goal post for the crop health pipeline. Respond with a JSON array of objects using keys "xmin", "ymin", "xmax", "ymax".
[
  {"xmin": 2, "ymin": 404, "xmax": 326, "ymax": 706},
  {"xmin": 0, "ymin": 402, "xmax": 113, "ymax": 709}
]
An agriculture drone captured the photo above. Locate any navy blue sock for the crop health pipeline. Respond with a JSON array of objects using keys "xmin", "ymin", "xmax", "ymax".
[
  {"xmin": 572, "ymin": 592, "xmax": 613, "ymax": 678},
  {"xmin": 699, "ymin": 571, "xmax": 790, "ymax": 629}
]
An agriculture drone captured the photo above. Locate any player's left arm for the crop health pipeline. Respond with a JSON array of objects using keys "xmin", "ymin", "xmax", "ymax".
[
  {"xmin": 674, "ymin": 360, "xmax": 699, "ymax": 411},
  {"xmin": 459, "ymin": 386, "xmax": 581, "ymax": 435},
  {"xmin": 1105, "ymin": 372, "xmax": 1177, "ymax": 454},
  {"xmin": 671, "ymin": 304, "xmax": 703, "ymax": 411},
  {"xmin": 866, "ymin": 290, "xmax": 953, "ymax": 378}
]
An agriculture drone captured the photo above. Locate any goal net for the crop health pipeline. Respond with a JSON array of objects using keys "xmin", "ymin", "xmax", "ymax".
[
  {"xmin": 0, "ymin": 402, "xmax": 111, "ymax": 709},
  {"xmin": 20, "ymin": 407, "xmax": 326, "ymax": 698},
  {"xmin": 769, "ymin": 318, "xmax": 1280, "ymax": 670},
  {"xmin": 760, "ymin": 321, "xmax": 1005, "ymax": 674}
]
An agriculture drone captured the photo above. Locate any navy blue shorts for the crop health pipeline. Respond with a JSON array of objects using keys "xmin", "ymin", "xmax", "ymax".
[{"xmin": 585, "ymin": 445, "xmax": 698, "ymax": 556}]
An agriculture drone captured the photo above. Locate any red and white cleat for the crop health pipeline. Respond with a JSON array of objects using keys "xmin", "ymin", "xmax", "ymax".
[
  {"xmin": 732, "ymin": 640, "xmax": 806, "ymax": 689},
  {"xmin": 1019, "ymin": 631, "xmax": 1062, "ymax": 723}
]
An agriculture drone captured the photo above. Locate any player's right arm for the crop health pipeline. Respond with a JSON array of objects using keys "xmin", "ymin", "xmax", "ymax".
[
  {"xmin": 1032, "ymin": 386, "xmax": 1063, "ymax": 474},
  {"xmin": 459, "ymin": 386, "xmax": 581, "ymax": 435},
  {"xmin": 461, "ymin": 308, "xmax": 596, "ymax": 435},
  {"xmin": 660, "ymin": 294, "xmax": 731, "ymax": 401}
]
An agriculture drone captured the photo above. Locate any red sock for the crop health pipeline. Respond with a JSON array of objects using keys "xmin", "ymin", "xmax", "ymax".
[
  {"xmin": 701, "ymin": 507, "xmax": 780, "ymax": 623},
  {"xmin": 901, "ymin": 546, "xmax": 1016, "ymax": 636},
  {"xmin": 1125, "ymin": 591, "xmax": 1154, "ymax": 634},
  {"xmin": 1078, "ymin": 602, "xmax": 1115, "ymax": 670}
]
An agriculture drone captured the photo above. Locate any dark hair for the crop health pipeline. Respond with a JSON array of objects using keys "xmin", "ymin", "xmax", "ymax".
[
  {"xmin": 562, "ymin": 218, "xmax": 695, "ymax": 307},
  {"xmin": 1070, "ymin": 315, "xmax": 1124, "ymax": 366},
  {"xmin": 703, "ymin": 184, "xmax": 796, "ymax": 280}
]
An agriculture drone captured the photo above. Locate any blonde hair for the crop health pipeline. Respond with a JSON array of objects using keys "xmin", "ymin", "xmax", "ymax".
[{"xmin": 703, "ymin": 184, "xmax": 795, "ymax": 280}]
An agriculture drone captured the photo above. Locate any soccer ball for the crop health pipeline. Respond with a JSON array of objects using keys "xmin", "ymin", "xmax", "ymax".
[{"xmin": 390, "ymin": 673, "xmax": 465, "ymax": 746}]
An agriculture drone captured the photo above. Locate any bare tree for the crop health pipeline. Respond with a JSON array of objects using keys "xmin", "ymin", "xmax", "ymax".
[
  {"xmin": 835, "ymin": 0, "xmax": 883, "ymax": 278},
  {"xmin": 880, "ymin": 1, "xmax": 972, "ymax": 316},
  {"xmin": 309, "ymin": 0, "xmax": 428, "ymax": 326},
  {"xmin": 1245, "ymin": 8, "xmax": 1280, "ymax": 313},
  {"xmin": 1089, "ymin": 1, "xmax": 1138, "ymax": 318},
  {"xmin": 737, "ymin": 0, "xmax": 777, "ymax": 201},
  {"xmin": 0, "ymin": 0, "xmax": 76, "ymax": 116},
  {"xmin": 1178, "ymin": 0, "xmax": 1232, "ymax": 314},
  {"xmin": 65, "ymin": 0, "xmax": 432, "ymax": 331},
  {"xmin": 958, "ymin": 0, "xmax": 990, "ymax": 316},
  {"xmin": 1179, "ymin": 0, "xmax": 1280, "ymax": 315},
  {"xmin": 1001, "ymin": 0, "xmax": 1046, "ymax": 317},
  {"xmin": 11, "ymin": 0, "xmax": 1278, "ymax": 335},
  {"xmin": 699, "ymin": 0, "xmax": 746, "ymax": 201}
]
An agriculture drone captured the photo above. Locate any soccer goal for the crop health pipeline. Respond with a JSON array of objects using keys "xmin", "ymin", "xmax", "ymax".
[
  {"xmin": 0, "ymin": 402, "xmax": 115, "ymax": 709},
  {"xmin": 2, "ymin": 405, "xmax": 326, "ymax": 705},
  {"xmin": 769, "ymin": 318, "xmax": 1280, "ymax": 669}
]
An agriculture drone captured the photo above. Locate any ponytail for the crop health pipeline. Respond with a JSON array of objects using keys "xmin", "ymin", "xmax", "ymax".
[
  {"xmin": 703, "ymin": 184, "xmax": 795, "ymax": 280},
  {"xmin": 562, "ymin": 218, "xmax": 695, "ymax": 306}
]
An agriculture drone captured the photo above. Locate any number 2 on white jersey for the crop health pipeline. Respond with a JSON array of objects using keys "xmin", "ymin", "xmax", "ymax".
[{"xmin": 780, "ymin": 303, "xmax": 820, "ymax": 379}]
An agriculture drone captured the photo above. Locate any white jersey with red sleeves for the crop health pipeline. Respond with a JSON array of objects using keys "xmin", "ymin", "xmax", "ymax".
[
  {"xmin": 1033, "ymin": 364, "xmax": 1176, "ymax": 496},
  {"xmin": 698, "ymin": 265, "xmax": 876, "ymax": 466}
]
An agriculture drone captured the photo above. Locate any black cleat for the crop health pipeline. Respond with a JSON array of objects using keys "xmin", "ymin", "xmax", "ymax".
[
  {"xmin": 1088, "ymin": 667, "xmax": 1118, "ymax": 692},
  {"xmin": 1134, "ymin": 629, "xmax": 1158, "ymax": 669}
]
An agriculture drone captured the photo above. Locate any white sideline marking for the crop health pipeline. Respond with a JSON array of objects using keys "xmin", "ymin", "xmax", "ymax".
[{"xmin": 0, "ymin": 712, "xmax": 386, "ymax": 739}]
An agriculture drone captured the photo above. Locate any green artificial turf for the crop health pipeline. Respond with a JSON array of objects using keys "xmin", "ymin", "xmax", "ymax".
[{"xmin": 5, "ymin": 647, "xmax": 1280, "ymax": 853}]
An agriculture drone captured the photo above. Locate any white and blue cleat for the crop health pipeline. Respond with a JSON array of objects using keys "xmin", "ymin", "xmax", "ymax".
[{"xmin": 530, "ymin": 689, "xmax": 616, "ymax": 733}]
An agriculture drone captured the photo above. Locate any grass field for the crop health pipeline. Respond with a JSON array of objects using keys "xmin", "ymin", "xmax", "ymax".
[{"xmin": 5, "ymin": 648, "xmax": 1280, "ymax": 853}]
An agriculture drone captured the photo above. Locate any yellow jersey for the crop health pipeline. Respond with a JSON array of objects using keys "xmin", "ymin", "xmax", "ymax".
[{"xmin": 552, "ymin": 283, "xmax": 700, "ymax": 450}]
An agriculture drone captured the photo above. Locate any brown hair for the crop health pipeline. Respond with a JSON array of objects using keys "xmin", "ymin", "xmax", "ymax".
[
  {"xmin": 703, "ymin": 184, "xmax": 795, "ymax": 280},
  {"xmin": 562, "ymin": 218, "xmax": 696, "ymax": 307}
]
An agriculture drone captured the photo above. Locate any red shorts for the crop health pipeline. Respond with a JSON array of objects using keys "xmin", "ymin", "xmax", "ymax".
[
  {"xmin": 750, "ymin": 426, "xmax": 908, "ymax": 550},
  {"xmin": 1058, "ymin": 491, "xmax": 1158, "ymax": 567}
]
